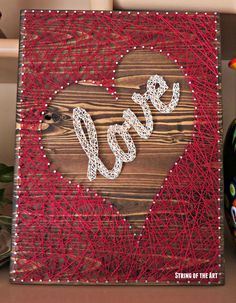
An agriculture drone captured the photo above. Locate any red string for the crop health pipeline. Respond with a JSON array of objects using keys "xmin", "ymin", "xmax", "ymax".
[{"xmin": 11, "ymin": 11, "xmax": 222, "ymax": 284}]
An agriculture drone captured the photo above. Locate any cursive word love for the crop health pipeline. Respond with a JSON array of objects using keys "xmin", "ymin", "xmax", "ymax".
[{"xmin": 73, "ymin": 75, "xmax": 180, "ymax": 181}]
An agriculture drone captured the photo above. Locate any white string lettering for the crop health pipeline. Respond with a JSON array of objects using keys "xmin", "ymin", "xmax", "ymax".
[{"xmin": 73, "ymin": 75, "xmax": 180, "ymax": 181}]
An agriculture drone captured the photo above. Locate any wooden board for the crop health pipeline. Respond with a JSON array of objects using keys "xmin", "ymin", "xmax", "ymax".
[
  {"xmin": 42, "ymin": 49, "xmax": 194, "ymax": 231},
  {"xmin": 11, "ymin": 11, "xmax": 223, "ymax": 285}
]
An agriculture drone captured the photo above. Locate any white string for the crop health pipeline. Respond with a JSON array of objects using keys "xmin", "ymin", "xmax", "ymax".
[{"xmin": 73, "ymin": 74, "xmax": 180, "ymax": 181}]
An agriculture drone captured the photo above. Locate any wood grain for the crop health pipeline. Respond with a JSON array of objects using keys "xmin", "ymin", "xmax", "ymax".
[{"xmin": 42, "ymin": 49, "xmax": 194, "ymax": 231}]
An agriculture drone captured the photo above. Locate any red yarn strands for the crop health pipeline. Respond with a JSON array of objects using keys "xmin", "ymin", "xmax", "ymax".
[{"xmin": 10, "ymin": 10, "xmax": 223, "ymax": 285}]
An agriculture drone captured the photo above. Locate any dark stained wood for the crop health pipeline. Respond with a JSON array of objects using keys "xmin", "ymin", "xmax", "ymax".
[
  {"xmin": 221, "ymin": 14, "xmax": 236, "ymax": 60},
  {"xmin": 42, "ymin": 49, "xmax": 194, "ymax": 232}
]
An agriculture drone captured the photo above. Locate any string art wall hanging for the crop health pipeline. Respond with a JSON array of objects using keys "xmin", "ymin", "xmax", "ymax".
[{"xmin": 10, "ymin": 10, "xmax": 223, "ymax": 285}]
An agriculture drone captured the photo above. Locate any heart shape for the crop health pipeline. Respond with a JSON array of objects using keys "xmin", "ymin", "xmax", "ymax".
[{"xmin": 42, "ymin": 49, "xmax": 194, "ymax": 233}]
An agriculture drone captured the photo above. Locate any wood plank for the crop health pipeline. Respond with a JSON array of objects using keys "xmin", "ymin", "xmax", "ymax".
[{"xmin": 42, "ymin": 49, "xmax": 194, "ymax": 232}]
